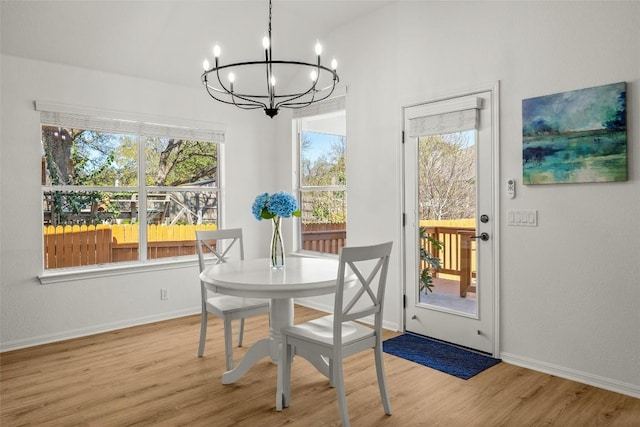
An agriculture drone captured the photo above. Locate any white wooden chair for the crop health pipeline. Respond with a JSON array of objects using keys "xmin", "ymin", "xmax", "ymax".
[
  {"xmin": 278, "ymin": 241, "xmax": 393, "ymax": 426},
  {"xmin": 195, "ymin": 229, "xmax": 269, "ymax": 370}
]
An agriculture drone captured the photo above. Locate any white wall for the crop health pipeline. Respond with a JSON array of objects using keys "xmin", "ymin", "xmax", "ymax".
[
  {"xmin": 0, "ymin": 55, "xmax": 276, "ymax": 348},
  {"xmin": 2, "ymin": 0, "xmax": 639, "ymax": 399},
  {"xmin": 284, "ymin": 1, "xmax": 640, "ymax": 397}
]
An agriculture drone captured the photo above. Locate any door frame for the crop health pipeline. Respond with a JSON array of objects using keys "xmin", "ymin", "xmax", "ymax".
[{"xmin": 400, "ymin": 82, "xmax": 501, "ymax": 357}]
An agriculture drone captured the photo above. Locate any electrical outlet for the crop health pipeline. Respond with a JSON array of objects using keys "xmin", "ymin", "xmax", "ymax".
[{"xmin": 160, "ymin": 288, "xmax": 169, "ymax": 300}]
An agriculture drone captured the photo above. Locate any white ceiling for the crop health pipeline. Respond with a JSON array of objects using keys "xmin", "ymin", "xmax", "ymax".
[{"xmin": 1, "ymin": 0, "xmax": 393, "ymax": 89}]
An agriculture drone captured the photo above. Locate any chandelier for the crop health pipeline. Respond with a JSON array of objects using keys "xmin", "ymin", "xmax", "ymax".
[{"xmin": 201, "ymin": 0, "xmax": 339, "ymax": 118}]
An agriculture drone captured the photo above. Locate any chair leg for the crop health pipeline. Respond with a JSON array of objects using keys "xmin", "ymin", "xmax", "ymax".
[
  {"xmin": 276, "ymin": 339, "xmax": 290, "ymax": 411},
  {"xmin": 374, "ymin": 342, "xmax": 392, "ymax": 415},
  {"xmin": 238, "ymin": 318, "xmax": 245, "ymax": 347},
  {"xmin": 328, "ymin": 358, "xmax": 335, "ymax": 388},
  {"xmin": 334, "ymin": 359, "xmax": 351, "ymax": 427},
  {"xmin": 197, "ymin": 311, "xmax": 207, "ymax": 357},
  {"xmin": 223, "ymin": 317, "xmax": 233, "ymax": 371},
  {"xmin": 282, "ymin": 338, "xmax": 293, "ymax": 408}
]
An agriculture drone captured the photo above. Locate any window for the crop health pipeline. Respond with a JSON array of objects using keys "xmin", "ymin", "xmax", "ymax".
[
  {"xmin": 38, "ymin": 104, "xmax": 223, "ymax": 272},
  {"xmin": 294, "ymin": 101, "xmax": 347, "ymax": 255}
]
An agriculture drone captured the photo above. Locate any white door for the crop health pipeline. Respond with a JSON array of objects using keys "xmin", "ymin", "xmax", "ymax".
[{"xmin": 403, "ymin": 86, "xmax": 499, "ymax": 355}]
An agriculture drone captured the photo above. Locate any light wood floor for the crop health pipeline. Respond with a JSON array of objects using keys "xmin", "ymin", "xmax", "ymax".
[{"xmin": 2, "ymin": 306, "xmax": 639, "ymax": 426}]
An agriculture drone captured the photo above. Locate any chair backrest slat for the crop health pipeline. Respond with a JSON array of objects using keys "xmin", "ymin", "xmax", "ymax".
[
  {"xmin": 196, "ymin": 229, "xmax": 244, "ymax": 301},
  {"xmin": 196, "ymin": 229, "xmax": 244, "ymax": 269},
  {"xmin": 333, "ymin": 241, "xmax": 393, "ymax": 343}
]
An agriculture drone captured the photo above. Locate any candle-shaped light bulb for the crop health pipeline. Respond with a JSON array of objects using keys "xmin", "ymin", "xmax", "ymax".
[
  {"xmin": 315, "ymin": 41, "xmax": 322, "ymax": 56},
  {"xmin": 213, "ymin": 45, "xmax": 221, "ymax": 58},
  {"xmin": 310, "ymin": 70, "xmax": 318, "ymax": 81},
  {"xmin": 228, "ymin": 72, "xmax": 235, "ymax": 91},
  {"xmin": 270, "ymin": 76, "xmax": 276, "ymax": 87},
  {"xmin": 262, "ymin": 36, "xmax": 270, "ymax": 50},
  {"xmin": 331, "ymin": 58, "xmax": 338, "ymax": 70},
  {"xmin": 203, "ymin": 59, "xmax": 210, "ymax": 71}
]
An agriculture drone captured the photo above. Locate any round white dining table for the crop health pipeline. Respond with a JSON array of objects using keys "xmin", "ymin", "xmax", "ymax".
[{"xmin": 199, "ymin": 257, "xmax": 342, "ymax": 390}]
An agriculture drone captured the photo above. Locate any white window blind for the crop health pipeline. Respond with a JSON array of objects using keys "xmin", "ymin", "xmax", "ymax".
[
  {"xmin": 292, "ymin": 92, "xmax": 346, "ymax": 119},
  {"xmin": 36, "ymin": 102, "xmax": 225, "ymax": 142},
  {"xmin": 408, "ymin": 95, "xmax": 482, "ymax": 137}
]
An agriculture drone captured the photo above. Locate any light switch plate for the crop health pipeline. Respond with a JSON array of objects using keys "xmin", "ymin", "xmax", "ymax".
[{"xmin": 507, "ymin": 209, "xmax": 537, "ymax": 226}]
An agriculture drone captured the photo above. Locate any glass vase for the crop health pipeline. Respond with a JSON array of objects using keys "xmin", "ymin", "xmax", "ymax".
[{"xmin": 270, "ymin": 216, "xmax": 285, "ymax": 269}]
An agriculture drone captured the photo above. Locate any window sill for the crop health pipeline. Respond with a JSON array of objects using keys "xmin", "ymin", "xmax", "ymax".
[
  {"xmin": 38, "ymin": 257, "xmax": 198, "ymax": 285},
  {"xmin": 39, "ymin": 253, "xmax": 337, "ymax": 285}
]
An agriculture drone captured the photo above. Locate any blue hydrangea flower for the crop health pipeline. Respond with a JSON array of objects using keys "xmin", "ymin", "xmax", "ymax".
[
  {"xmin": 267, "ymin": 191, "xmax": 299, "ymax": 218},
  {"xmin": 252, "ymin": 192, "xmax": 270, "ymax": 221},
  {"xmin": 252, "ymin": 191, "xmax": 300, "ymax": 220}
]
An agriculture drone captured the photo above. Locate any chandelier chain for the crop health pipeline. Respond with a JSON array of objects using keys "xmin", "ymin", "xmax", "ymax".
[{"xmin": 268, "ymin": 0, "xmax": 272, "ymax": 38}]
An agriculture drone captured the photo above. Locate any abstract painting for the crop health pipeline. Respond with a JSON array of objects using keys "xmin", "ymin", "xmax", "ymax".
[{"xmin": 522, "ymin": 82, "xmax": 627, "ymax": 184}]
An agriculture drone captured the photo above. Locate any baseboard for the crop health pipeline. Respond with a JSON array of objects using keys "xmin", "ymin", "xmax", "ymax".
[
  {"xmin": 293, "ymin": 297, "xmax": 332, "ymax": 314},
  {"xmin": 500, "ymin": 352, "xmax": 640, "ymax": 399},
  {"xmin": 0, "ymin": 308, "xmax": 200, "ymax": 353}
]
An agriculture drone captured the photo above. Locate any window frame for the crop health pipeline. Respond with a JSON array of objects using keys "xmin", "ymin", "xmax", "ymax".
[
  {"xmin": 36, "ymin": 102, "xmax": 225, "ymax": 284},
  {"xmin": 293, "ymin": 106, "xmax": 347, "ymax": 256}
]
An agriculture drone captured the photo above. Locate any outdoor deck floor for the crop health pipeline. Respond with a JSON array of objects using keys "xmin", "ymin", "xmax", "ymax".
[{"xmin": 419, "ymin": 276, "xmax": 477, "ymax": 315}]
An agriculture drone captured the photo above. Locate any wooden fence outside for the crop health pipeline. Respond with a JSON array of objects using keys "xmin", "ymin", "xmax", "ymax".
[
  {"xmin": 43, "ymin": 225, "xmax": 113, "ymax": 269},
  {"xmin": 43, "ymin": 224, "xmax": 217, "ymax": 269}
]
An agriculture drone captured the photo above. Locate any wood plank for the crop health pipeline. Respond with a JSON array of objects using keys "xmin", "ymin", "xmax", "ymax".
[{"xmin": 1, "ymin": 307, "xmax": 638, "ymax": 426}]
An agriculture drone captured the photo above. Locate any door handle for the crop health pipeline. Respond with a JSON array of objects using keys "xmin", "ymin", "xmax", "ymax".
[{"xmin": 471, "ymin": 232, "xmax": 489, "ymax": 241}]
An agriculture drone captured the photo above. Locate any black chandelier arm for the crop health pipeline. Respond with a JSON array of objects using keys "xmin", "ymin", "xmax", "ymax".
[
  {"xmin": 271, "ymin": 77, "xmax": 338, "ymax": 101},
  {"xmin": 273, "ymin": 60, "xmax": 323, "ymax": 109},
  {"xmin": 203, "ymin": 77, "xmax": 266, "ymax": 110},
  {"xmin": 205, "ymin": 62, "xmax": 268, "ymax": 110},
  {"xmin": 275, "ymin": 66, "xmax": 339, "ymax": 110},
  {"xmin": 278, "ymin": 80, "xmax": 338, "ymax": 110},
  {"xmin": 211, "ymin": 63, "xmax": 262, "ymax": 109},
  {"xmin": 205, "ymin": 85, "xmax": 264, "ymax": 110},
  {"xmin": 204, "ymin": 65, "xmax": 272, "ymax": 110},
  {"xmin": 275, "ymin": 82, "xmax": 319, "ymax": 109}
]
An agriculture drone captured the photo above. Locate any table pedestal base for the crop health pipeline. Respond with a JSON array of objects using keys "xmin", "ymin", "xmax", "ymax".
[
  {"xmin": 222, "ymin": 298, "xmax": 294, "ymax": 384},
  {"xmin": 220, "ymin": 298, "xmax": 332, "ymax": 411}
]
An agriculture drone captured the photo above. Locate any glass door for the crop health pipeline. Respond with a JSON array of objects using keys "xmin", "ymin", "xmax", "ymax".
[{"xmin": 403, "ymin": 87, "xmax": 498, "ymax": 355}]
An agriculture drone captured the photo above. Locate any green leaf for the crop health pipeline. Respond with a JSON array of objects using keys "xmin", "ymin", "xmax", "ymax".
[{"xmin": 261, "ymin": 209, "xmax": 276, "ymax": 220}]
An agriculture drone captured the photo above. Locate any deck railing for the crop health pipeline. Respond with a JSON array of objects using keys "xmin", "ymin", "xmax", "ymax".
[{"xmin": 421, "ymin": 226, "xmax": 477, "ymax": 296}]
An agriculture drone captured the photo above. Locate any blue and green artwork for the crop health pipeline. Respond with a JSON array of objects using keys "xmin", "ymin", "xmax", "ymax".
[{"xmin": 522, "ymin": 82, "xmax": 627, "ymax": 184}]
